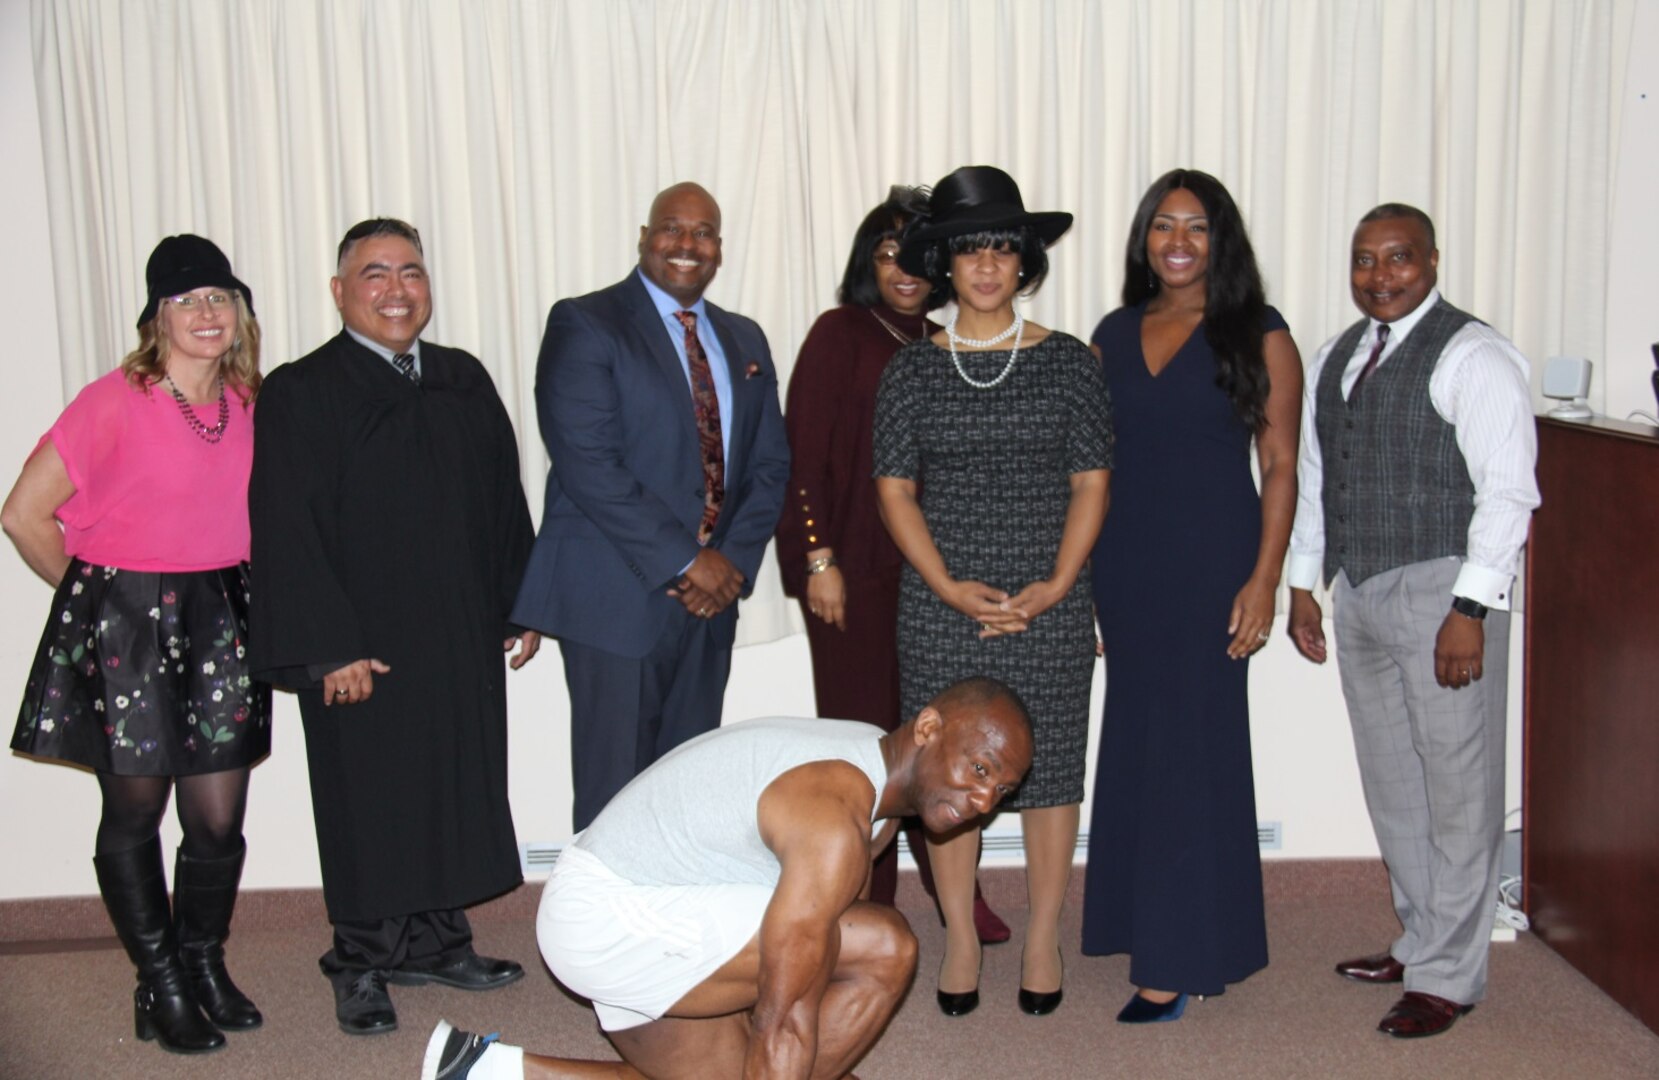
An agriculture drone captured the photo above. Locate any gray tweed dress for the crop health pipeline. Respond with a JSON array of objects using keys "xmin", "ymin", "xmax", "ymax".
[{"xmin": 873, "ymin": 332, "xmax": 1113, "ymax": 807}]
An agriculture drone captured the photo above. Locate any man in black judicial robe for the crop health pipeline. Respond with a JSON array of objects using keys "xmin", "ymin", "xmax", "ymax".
[{"xmin": 247, "ymin": 218, "xmax": 540, "ymax": 1036}]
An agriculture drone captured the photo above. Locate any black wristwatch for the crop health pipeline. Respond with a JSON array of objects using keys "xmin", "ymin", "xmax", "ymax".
[{"xmin": 1450, "ymin": 596, "xmax": 1488, "ymax": 621}]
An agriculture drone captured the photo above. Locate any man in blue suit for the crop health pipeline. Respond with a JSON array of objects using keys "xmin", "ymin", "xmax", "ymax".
[{"xmin": 513, "ymin": 182, "xmax": 790, "ymax": 831}]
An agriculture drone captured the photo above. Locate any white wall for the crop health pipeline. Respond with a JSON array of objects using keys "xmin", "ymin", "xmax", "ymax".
[{"xmin": 2, "ymin": 2, "xmax": 1652, "ymax": 901}]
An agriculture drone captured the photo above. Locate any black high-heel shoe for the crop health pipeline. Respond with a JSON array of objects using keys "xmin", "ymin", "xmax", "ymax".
[
  {"xmin": 935, "ymin": 938, "xmax": 982, "ymax": 1017},
  {"xmin": 936, "ymin": 987, "xmax": 981, "ymax": 1016},
  {"xmin": 1018, "ymin": 946, "xmax": 1064, "ymax": 1015},
  {"xmin": 1018, "ymin": 986, "xmax": 1063, "ymax": 1015}
]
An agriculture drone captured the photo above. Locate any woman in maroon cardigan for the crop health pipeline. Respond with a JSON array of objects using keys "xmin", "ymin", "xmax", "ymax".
[{"xmin": 777, "ymin": 187, "xmax": 1008, "ymax": 941}]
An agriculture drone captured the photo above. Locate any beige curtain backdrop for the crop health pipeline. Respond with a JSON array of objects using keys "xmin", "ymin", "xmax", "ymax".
[{"xmin": 31, "ymin": 0, "xmax": 1632, "ymax": 646}]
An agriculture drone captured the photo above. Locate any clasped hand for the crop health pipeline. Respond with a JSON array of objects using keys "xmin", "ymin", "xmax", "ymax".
[
  {"xmin": 944, "ymin": 578, "xmax": 1064, "ymax": 639},
  {"xmin": 667, "ymin": 547, "xmax": 745, "ymax": 618}
]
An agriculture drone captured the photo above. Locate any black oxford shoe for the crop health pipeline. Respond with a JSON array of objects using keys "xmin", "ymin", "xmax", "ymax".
[
  {"xmin": 332, "ymin": 969, "xmax": 397, "ymax": 1036},
  {"xmin": 388, "ymin": 952, "xmax": 525, "ymax": 992}
]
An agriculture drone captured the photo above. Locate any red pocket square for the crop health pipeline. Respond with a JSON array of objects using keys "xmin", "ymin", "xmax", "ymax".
[{"xmin": 744, "ymin": 362, "xmax": 762, "ymax": 379}]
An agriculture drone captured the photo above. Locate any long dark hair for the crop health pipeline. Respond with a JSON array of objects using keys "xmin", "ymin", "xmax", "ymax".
[
  {"xmin": 838, "ymin": 186, "xmax": 945, "ymax": 310},
  {"xmin": 1123, "ymin": 169, "xmax": 1270, "ymax": 433}
]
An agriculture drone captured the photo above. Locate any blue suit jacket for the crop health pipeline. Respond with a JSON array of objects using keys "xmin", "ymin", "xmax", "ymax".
[{"xmin": 511, "ymin": 273, "xmax": 790, "ymax": 658}]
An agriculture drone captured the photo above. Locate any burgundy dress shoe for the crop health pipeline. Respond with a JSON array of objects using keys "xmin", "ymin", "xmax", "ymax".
[
  {"xmin": 973, "ymin": 897, "xmax": 1012, "ymax": 945},
  {"xmin": 1377, "ymin": 992, "xmax": 1474, "ymax": 1038},
  {"xmin": 1335, "ymin": 951, "xmax": 1406, "ymax": 984}
]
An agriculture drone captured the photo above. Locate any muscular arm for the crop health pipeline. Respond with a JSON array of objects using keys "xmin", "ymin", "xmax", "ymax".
[
  {"xmin": 748, "ymin": 763, "xmax": 876, "ymax": 1079},
  {"xmin": 0, "ymin": 442, "xmax": 74, "ymax": 587}
]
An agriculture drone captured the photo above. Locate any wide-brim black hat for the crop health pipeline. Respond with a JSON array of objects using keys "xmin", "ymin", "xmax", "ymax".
[
  {"xmin": 897, "ymin": 165, "xmax": 1073, "ymax": 275},
  {"xmin": 137, "ymin": 234, "xmax": 254, "ymax": 328}
]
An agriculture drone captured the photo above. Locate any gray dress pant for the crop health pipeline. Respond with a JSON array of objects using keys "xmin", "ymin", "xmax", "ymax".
[{"xmin": 1333, "ymin": 558, "xmax": 1507, "ymax": 1004}]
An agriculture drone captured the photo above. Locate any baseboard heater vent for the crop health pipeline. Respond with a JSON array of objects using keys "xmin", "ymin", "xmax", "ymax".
[{"xmin": 520, "ymin": 843, "xmax": 563, "ymax": 876}]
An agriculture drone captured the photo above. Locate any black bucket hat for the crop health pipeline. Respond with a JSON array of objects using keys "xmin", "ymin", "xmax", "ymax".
[
  {"xmin": 136, "ymin": 234, "xmax": 254, "ymax": 328},
  {"xmin": 897, "ymin": 166, "xmax": 1073, "ymax": 275}
]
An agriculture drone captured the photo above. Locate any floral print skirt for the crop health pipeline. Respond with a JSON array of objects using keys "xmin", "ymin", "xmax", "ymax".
[{"xmin": 10, "ymin": 559, "xmax": 271, "ymax": 776}]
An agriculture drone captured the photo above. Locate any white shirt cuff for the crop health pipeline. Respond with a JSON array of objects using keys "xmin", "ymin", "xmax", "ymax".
[
  {"xmin": 1453, "ymin": 562, "xmax": 1515, "ymax": 610},
  {"xmin": 1286, "ymin": 552, "xmax": 1323, "ymax": 592}
]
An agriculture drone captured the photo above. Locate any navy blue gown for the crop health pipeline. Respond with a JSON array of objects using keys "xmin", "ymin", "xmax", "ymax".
[{"xmin": 1081, "ymin": 303, "xmax": 1283, "ymax": 995}]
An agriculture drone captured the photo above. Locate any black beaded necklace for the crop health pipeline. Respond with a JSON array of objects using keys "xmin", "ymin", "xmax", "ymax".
[{"xmin": 161, "ymin": 373, "xmax": 230, "ymax": 444}]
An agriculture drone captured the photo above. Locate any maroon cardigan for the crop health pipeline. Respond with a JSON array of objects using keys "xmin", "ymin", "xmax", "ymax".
[{"xmin": 776, "ymin": 303, "xmax": 937, "ymax": 597}]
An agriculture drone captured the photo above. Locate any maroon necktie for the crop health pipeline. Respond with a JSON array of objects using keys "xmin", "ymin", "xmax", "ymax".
[
  {"xmin": 674, "ymin": 310, "xmax": 725, "ymax": 543},
  {"xmin": 1346, "ymin": 323, "xmax": 1390, "ymax": 403}
]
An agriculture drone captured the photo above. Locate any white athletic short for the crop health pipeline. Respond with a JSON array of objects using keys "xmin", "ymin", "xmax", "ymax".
[{"xmin": 537, "ymin": 845, "xmax": 772, "ymax": 1031}]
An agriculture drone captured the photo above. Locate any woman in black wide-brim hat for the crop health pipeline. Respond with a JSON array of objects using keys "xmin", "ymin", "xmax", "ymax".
[
  {"xmin": 873, "ymin": 166, "xmax": 1114, "ymax": 1018},
  {"xmin": 2, "ymin": 234, "xmax": 271, "ymax": 1055},
  {"xmin": 776, "ymin": 185, "xmax": 1014, "ymax": 945}
]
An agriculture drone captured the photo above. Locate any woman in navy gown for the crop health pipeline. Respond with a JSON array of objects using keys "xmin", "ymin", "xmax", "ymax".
[{"xmin": 1082, "ymin": 169, "xmax": 1302, "ymax": 1022}]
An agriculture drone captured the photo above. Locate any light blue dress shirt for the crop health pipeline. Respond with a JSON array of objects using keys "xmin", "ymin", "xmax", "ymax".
[{"xmin": 635, "ymin": 267, "xmax": 733, "ymax": 466}]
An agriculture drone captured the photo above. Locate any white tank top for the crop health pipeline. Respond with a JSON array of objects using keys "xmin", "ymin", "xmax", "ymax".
[{"xmin": 572, "ymin": 717, "xmax": 888, "ymax": 887}]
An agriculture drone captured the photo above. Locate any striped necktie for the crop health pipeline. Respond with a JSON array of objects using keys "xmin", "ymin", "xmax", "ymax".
[{"xmin": 392, "ymin": 352, "xmax": 419, "ymax": 384}]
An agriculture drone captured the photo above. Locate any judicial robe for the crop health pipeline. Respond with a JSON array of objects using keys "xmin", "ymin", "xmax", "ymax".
[{"xmin": 248, "ymin": 331, "xmax": 533, "ymax": 923}]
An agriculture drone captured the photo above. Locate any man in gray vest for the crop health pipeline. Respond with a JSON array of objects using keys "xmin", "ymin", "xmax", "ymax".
[
  {"xmin": 418, "ymin": 677, "xmax": 1032, "ymax": 1079},
  {"xmin": 1287, "ymin": 204, "xmax": 1539, "ymax": 1039}
]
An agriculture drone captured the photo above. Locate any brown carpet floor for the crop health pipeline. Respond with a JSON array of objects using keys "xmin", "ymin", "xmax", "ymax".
[{"xmin": 2, "ymin": 861, "xmax": 1655, "ymax": 1079}]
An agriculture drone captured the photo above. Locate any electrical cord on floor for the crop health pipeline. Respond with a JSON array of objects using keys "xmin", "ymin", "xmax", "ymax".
[
  {"xmin": 1496, "ymin": 808, "xmax": 1528, "ymax": 931},
  {"xmin": 1497, "ymin": 875, "xmax": 1530, "ymax": 931}
]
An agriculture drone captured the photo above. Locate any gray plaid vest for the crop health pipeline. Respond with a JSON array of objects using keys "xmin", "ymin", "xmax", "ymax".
[{"xmin": 1316, "ymin": 298, "xmax": 1480, "ymax": 587}]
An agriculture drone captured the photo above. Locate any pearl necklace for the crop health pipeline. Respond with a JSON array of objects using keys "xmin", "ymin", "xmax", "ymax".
[
  {"xmin": 946, "ymin": 312, "xmax": 1025, "ymax": 389},
  {"xmin": 162, "ymin": 373, "xmax": 230, "ymax": 444}
]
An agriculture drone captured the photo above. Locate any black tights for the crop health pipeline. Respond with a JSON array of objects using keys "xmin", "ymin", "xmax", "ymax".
[{"xmin": 95, "ymin": 769, "xmax": 251, "ymax": 859}]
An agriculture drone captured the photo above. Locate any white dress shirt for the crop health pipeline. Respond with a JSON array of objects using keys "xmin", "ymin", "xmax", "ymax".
[{"xmin": 1287, "ymin": 289, "xmax": 1540, "ymax": 609}]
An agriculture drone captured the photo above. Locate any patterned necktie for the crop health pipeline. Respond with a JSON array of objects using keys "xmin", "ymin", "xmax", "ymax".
[
  {"xmin": 392, "ymin": 352, "xmax": 420, "ymax": 384},
  {"xmin": 1346, "ymin": 323, "xmax": 1389, "ymax": 403},
  {"xmin": 674, "ymin": 311, "xmax": 724, "ymax": 543}
]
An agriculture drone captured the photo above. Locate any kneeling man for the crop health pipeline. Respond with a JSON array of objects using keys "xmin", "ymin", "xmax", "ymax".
[{"xmin": 422, "ymin": 676, "xmax": 1031, "ymax": 1079}]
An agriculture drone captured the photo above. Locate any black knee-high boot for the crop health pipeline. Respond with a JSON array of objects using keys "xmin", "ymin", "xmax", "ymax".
[
  {"xmin": 174, "ymin": 839, "xmax": 262, "ymax": 1030},
  {"xmin": 93, "ymin": 837, "xmax": 226, "ymax": 1055}
]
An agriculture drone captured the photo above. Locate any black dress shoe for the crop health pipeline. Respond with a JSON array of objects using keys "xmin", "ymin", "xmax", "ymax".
[
  {"xmin": 1335, "ymin": 951, "xmax": 1406, "ymax": 984},
  {"xmin": 331, "ymin": 969, "xmax": 397, "ymax": 1035},
  {"xmin": 388, "ymin": 952, "xmax": 525, "ymax": 991},
  {"xmin": 936, "ymin": 988, "xmax": 980, "ymax": 1016},
  {"xmin": 1017, "ymin": 987, "xmax": 1063, "ymax": 1015}
]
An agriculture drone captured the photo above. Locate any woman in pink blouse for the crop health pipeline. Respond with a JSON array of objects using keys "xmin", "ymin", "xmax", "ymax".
[{"xmin": 3, "ymin": 235, "xmax": 270, "ymax": 1056}]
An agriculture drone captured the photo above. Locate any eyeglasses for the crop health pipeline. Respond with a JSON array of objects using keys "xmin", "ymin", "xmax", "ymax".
[
  {"xmin": 164, "ymin": 292, "xmax": 236, "ymax": 312},
  {"xmin": 873, "ymin": 249, "xmax": 901, "ymax": 265}
]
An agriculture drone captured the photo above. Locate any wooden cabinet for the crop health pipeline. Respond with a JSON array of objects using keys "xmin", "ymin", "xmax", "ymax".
[{"xmin": 1524, "ymin": 416, "xmax": 1659, "ymax": 1036}]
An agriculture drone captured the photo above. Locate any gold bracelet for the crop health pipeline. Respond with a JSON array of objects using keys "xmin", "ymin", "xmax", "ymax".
[{"xmin": 806, "ymin": 555, "xmax": 837, "ymax": 576}]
